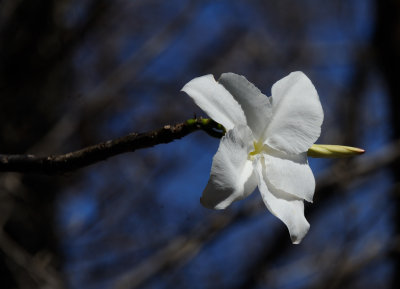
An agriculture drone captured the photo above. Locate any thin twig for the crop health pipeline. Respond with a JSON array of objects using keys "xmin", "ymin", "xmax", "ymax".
[{"xmin": 0, "ymin": 118, "xmax": 224, "ymax": 174}]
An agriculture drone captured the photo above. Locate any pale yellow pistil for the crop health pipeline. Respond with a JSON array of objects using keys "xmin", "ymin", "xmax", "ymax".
[{"xmin": 249, "ymin": 141, "xmax": 264, "ymax": 160}]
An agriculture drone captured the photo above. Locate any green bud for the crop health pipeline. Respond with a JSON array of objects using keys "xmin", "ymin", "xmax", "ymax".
[
  {"xmin": 308, "ymin": 144, "xmax": 365, "ymax": 158},
  {"xmin": 186, "ymin": 119, "xmax": 197, "ymax": 125},
  {"xmin": 201, "ymin": 118, "xmax": 211, "ymax": 125}
]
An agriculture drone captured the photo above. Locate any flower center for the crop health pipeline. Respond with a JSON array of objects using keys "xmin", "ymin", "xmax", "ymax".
[{"xmin": 249, "ymin": 141, "xmax": 263, "ymax": 158}]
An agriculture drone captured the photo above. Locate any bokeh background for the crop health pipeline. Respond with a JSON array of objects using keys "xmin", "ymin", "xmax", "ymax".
[{"xmin": 1, "ymin": 0, "xmax": 399, "ymax": 288}]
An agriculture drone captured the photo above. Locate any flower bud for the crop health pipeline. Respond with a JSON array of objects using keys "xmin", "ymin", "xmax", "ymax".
[{"xmin": 307, "ymin": 144, "xmax": 365, "ymax": 158}]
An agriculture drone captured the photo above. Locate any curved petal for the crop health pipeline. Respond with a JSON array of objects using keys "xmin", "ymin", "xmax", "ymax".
[
  {"xmin": 218, "ymin": 73, "xmax": 272, "ymax": 139},
  {"xmin": 255, "ymin": 160, "xmax": 310, "ymax": 244},
  {"xmin": 201, "ymin": 125, "xmax": 257, "ymax": 210},
  {"xmin": 264, "ymin": 151, "xmax": 315, "ymax": 202},
  {"xmin": 264, "ymin": 71, "xmax": 324, "ymax": 154},
  {"xmin": 181, "ymin": 74, "xmax": 247, "ymax": 131}
]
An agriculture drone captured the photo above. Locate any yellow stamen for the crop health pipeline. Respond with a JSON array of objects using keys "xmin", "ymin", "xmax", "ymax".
[{"xmin": 249, "ymin": 141, "xmax": 264, "ymax": 156}]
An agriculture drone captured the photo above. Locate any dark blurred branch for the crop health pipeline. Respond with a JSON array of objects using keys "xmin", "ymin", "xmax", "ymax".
[
  {"xmin": 305, "ymin": 240, "xmax": 386, "ymax": 289},
  {"xmin": 0, "ymin": 230, "xmax": 64, "ymax": 289},
  {"xmin": 0, "ymin": 118, "xmax": 223, "ymax": 174},
  {"xmin": 114, "ymin": 213, "xmax": 237, "ymax": 289},
  {"xmin": 374, "ymin": 1, "xmax": 400, "ymax": 287}
]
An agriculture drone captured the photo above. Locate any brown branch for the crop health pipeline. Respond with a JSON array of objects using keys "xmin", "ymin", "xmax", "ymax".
[{"xmin": 0, "ymin": 118, "xmax": 224, "ymax": 174}]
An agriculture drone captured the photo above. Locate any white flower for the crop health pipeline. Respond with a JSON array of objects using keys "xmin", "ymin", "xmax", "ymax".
[{"xmin": 182, "ymin": 72, "xmax": 324, "ymax": 244}]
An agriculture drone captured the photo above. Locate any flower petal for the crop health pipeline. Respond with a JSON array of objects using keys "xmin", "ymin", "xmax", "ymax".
[
  {"xmin": 255, "ymin": 160, "xmax": 310, "ymax": 244},
  {"xmin": 201, "ymin": 125, "xmax": 257, "ymax": 210},
  {"xmin": 264, "ymin": 71, "xmax": 324, "ymax": 154},
  {"xmin": 218, "ymin": 73, "xmax": 272, "ymax": 139},
  {"xmin": 181, "ymin": 74, "xmax": 247, "ymax": 130},
  {"xmin": 264, "ymin": 151, "xmax": 315, "ymax": 202}
]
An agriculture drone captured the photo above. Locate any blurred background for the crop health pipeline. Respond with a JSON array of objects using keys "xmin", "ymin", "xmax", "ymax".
[{"xmin": 0, "ymin": 0, "xmax": 399, "ymax": 288}]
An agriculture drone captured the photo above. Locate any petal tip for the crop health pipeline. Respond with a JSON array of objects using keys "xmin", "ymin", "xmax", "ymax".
[
  {"xmin": 290, "ymin": 223, "xmax": 310, "ymax": 244},
  {"xmin": 291, "ymin": 237, "xmax": 301, "ymax": 245},
  {"xmin": 181, "ymin": 74, "xmax": 216, "ymax": 92}
]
